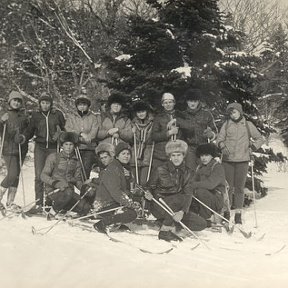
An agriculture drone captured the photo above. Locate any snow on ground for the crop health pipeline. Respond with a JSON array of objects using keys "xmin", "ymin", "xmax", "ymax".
[{"xmin": 0, "ymin": 162, "xmax": 288, "ymax": 288}]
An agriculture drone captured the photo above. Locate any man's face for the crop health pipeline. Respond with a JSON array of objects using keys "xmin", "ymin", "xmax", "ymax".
[
  {"xmin": 10, "ymin": 98, "xmax": 22, "ymax": 110},
  {"xmin": 40, "ymin": 100, "xmax": 51, "ymax": 112},
  {"xmin": 187, "ymin": 100, "xmax": 200, "ymax": 110},
  {"xmin": 62, "ymin": 142, "xmax": 75, "ymax": 155},
  {"xmin": 77, "ymin": 102, "xmax": 89, "ymax": 113},
  {"xmin": 229, "ymin": 109, "xmax": 241, "ymax": 121},
  {"xmin": 110, "ymin": 103, "xmax": 122, "ymax": 114},
  {"xmin": 116, "ymin": 149, "xmax": 131, "ymax": 164},
  {"xmin": 170, "ymin": 152, "xmax": 184, "ymax": 166},
  {"xmin": 162, "ymin": 98, "xmax": 175, "ymax": 112},
  {"xmin": 200, "ymin": 154, "xmax": 213, "ymax": 165},
  {"xmin": 136, "ymin": 110, "xmax": 147, "ymax": 120},
  {"xmin": 99, "ymin": 152, "xmax": 113, "ymax": 167}
]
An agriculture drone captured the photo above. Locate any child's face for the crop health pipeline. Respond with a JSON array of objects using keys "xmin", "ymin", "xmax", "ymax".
[
  {"xmin": 170, "ymin": 152, "xmax": 184, "ymax": 166},
  {"xmin": 62, "ymin": 142, "xmax": 75, "ymax": 155},
  {"xmin": 10, "ymin": 98, "xmax": 22, "ymax": 110},
  {"xmin": 77, "ymin": 103, "xmax": 89, "ymax": 112},
  {"xmin": 40, "ymin": 100, "xmax": 51, "ymax": 112},
  {"xmin": 200, "ymin": 154, "xmax": 213, "ymax": 165},
  {"xmin": 136, "ymin": 110, "xmax": 147, "ymax": 120},
  {"xmin": 117, "ymin": 149, "xmax": 131, "ymax": 164},
  {"xmin": 229, "ymin": 108, "xmax": 241, "ymax": 121}
]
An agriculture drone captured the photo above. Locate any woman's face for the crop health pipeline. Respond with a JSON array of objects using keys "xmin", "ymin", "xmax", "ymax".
[
  {"xmin": 99, "ymin": 152, "xmax": 113, "ymax": 167},
  {"xmin": 117, "ymin": 149, "xmax": 131, "ymax": 164},
  {"xmin": 77, "ymin": 103, "xmax": 89, "ymax": 112},
  {"xmin": 229, "ymin": 108, "xmax": 241, "ymax": 121},
  {"xmin": 10, "ymin": 98, "xmax": 22, "ymax": 110},
  {"xmin": 170, "ymin": 152, "xmax": 184, "ymax": 166},
  {"xmin": 136, "ymin": 110, "xmax": 147, "ymax": 120},
  {"xmin": 110, "ymin": 103, "xmax": 122, "ymax": 114},
  {"xmin": 187, "ymin": 100, "xmax": 200, "ymax": 110}
]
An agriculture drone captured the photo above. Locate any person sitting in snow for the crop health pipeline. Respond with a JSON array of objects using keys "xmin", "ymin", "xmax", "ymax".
[
  {"xmin": 144, "ymin": 140, "xmax": 207, "ymax": 242},
  {"xmin": 189, "ymin": 143, "xmax": 225, "ymax": 227},
  {"xmin": 40, "ymin": 132, "xmax": 91, "ymax": 218},
  {"xmin": 93, "ymin": 142, "xmax": 140, "ymax": 233}
]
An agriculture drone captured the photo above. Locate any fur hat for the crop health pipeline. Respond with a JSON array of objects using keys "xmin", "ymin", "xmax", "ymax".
[
  {"xmin": 107, "ymin": 94, "xmax": 126, "ymax": 107},
  {"xmin": 95, "ymin": 143, "xmax": 115, "ymax": 157},
  {"xmin": 8, "ymin": 91, "xmax": 23, "ymax": 103},
  {"xmin": 75, "ymin": 95, "xmax": 91, "ymax": 107},
  {"xmin": 39, "ymin": 92, "xmax": 53, "ymax": 105},
  {"xmin": 196, "ymin": 143, "xmax": 219, "ymax": 158},
  {"xmin": 226, "ymin": 102, "xmax": 243, "ymax": 115},
  {"xmin": 59, "ymin": 132, "xmax": 79, "ymax": 145},
  {"xmin": 165, "ymin": 140, "xmax": 188, "ymax": 156},
  {"xmin": 184, "ymin": 88, "xmax": 202, "ymax": 101},
  {"xmin": 115, "ymin": 142, "xmax": 131, "ymax": 156},
  {"xmin": 132, "ymin": 101, "xmax": 150, "ymax": 113}
]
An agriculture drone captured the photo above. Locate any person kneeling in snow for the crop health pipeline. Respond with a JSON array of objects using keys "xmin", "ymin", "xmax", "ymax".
[
  {"xmin": 93, "ymin": 142, "xmax": 140, "ymax": 233},
  {"xmin": 144, "ymin": 140, "xmax": 207, "ymax": 242},
  {"xmin": 40, "ymin": 132, "xmax": 91, "ymax": 218},
  {"xmin": 190, "ymin": 143, "xmax": 225, "ymax": 227}
]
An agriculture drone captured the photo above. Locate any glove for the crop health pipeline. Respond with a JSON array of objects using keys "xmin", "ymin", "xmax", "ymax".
[
  {"xmin": 168, "ymin": 127, "xmax": 179, "ymax": 136},
  {"xmin": 0, "ymin": 113, "xmax": 9, "ymax": 123},
  {"xmin": 53, "ymin": 180, "xmax": 69, "ymax": 191},
  {"xmin": 172, "ymin": 210, "xmax": 184, "ymax": 223},
  {"xmin": 219, "ymin": 142, "xmax": 230, "ymax": 156},
  {"xmin": 108, "ymin": 127, "xmax": 119, "ymax": 135},
  {"xmin": 167, "ymin": 118, "xmax": 176, "ymax": 130},
  {"xmin": 52, "ymin": 126, "xmax": 62, "ymax": 142},
  {"xmin": 130, "ymin": 201, "xmax": 141, "ymax": 210},
  {"xmin": 14, "ymin": 133, "xmax": 26, "ymax": 144},
  {"xmin": 80, "ymin": 184, "xmax": 96, "ymax": 198},
  {"xmin": 144, "ymin": 190, "xmax": 153, "ymax": 201},
  {"xmin": 131, "ymin": 186, "xmax": 144, "ymax": 197},
  {"xmin": 203, "ymin": 127, "xmax": 215, "ymax": 140},
  {"xmin": 80, "ymin": 133, "xmax": 92, "ymax": 144}
]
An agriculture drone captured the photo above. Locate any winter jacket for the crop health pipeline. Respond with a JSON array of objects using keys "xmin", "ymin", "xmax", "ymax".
[
  {"xmin": 97, "ymin": 112, "xmax": 133, "ymax": 145},
  {"xmin": 65, "ymin": 111, "xmax": 100, "ymax": 150},
  {"xmin": 177, "ymin": 103, "xmax": 217, "ymax": 146},
  {"xmin": 0, "ymin": 107, "xmax": 29, "ymax": 156},
  {"xmin": 216, "ymin": 118, "xmax": 265, "ymax": 162},
  {"xmin": 24, "ymin": 108, "xmax": 65, "ymax": 149},
  {"xmin": 40, "ymin": 150, "xmax": 83, "ymax": 191},
  {"xmin": 151, "ymin": 110, "xmax": 185, "ymax": 161},
  {"xmin": 193, "ymin": 159, "xmax": 226, "ymax": 194},
  {"xmin": 94, "ymin": 159, "xmax": 134, "ymax": 210},
  {"xmin": 131, "ymin": 114, "xmax": 154, "ymax": 167},
  {"xmin": 147, "ymin": 161, "xmax": 193, "ymax": 213}
]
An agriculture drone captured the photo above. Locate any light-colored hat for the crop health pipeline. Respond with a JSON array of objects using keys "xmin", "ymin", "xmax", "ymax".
[
  {"xmin": 8, "ymin": 91, "xmax": 23, "ymax": 103},
  {"xmin": 95, "ymin": 143, "xmax": 115, "ymax": 157},
  {"xmin": 165, "ymin": 140, "xmax": 188, "ymax": 156}
]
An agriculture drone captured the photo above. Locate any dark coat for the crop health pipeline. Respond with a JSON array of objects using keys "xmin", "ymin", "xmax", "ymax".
[
  {"xmin": 24, "ymin": 108, "xmax": 65, "ymax": 149},
  {"xmin": 147, "ymin": 161, "xmax": 193, "ymax": 213},
  {"xmin": 0, "ymin": 108, "xmax": 29, "ymax": 156}
]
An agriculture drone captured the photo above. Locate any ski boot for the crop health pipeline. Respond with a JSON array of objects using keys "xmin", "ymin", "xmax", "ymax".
[{"xmin": 234, "ymin": 212, "xmax": 242, "ymax": 225}]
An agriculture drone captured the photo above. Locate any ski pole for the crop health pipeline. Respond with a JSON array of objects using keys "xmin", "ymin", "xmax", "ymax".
[
  {"xmin": 250, "ymin": 157, "xmax": 258, "ymax": 228},
  {"xmin": 154, "ymin": 197, "xmax": 210, "ymax": 249},
  {"xmin": 0, "ymin": 123, "xmax": 7, "ymax": 160},
  {"xmin": 146, "ymin": 142, "xmax": 154, "ymax": 183},
  {"xmin": 18, "ymin": 143, "xmax": 26, "ymax": 207},
  {"xmin": 133, "ymin": 132, "xmax": 139, "ymax": 185},
  {"xmin": 75, "ymin": 147, "xmax": 87, "ymax": 181}
]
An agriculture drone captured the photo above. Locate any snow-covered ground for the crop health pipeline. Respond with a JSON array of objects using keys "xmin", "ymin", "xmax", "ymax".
[{"xmin": 0, "ymin": 162, "xmax": 288, "ymax": 288}]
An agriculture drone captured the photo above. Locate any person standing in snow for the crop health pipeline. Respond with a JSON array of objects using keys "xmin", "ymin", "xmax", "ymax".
[
  {"xmin": 0, "ymin": 91, "xmax": 29, "ymax": 214},
  {"xmin": 40, "ymin": 132, "xmax": 91, "ymax": 218},
  {"xmin": 216, "ymin": 102, "xmax": 265, "ymax": 224},
  {"xmin": 190, "ymin": 143, "xmax": 225, "ymax": 227},
  {"xmin": 93, "ymin": 142, "xmax": 140, "ymax": 233},
  {"xmin": 144, "ymin": 140, "xmax": 207, "ymax": 242},
  {"xmin": 65, "ymin": 95, "xmax": 100, "ymax": 179},
  {"xmin": 23, "ymin": 92, "xmax": 65, "ymax": 213}
]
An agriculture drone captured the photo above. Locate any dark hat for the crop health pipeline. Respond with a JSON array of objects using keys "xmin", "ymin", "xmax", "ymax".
[
  {"xmin": 184, "ymin": 88, "xmax": 202, "ymax": 101},
  {"xmin": 95, "ymin": 143, "xmax": 115, "ymax": 157},
  {"xmin": 59, "ymin": 132, "xmax": 79, "ymax": 145},
  {"xmin": 132, "ymin": 101, "xmax": 150, "ymax": 112},
  {"xmin": 75, "ymin": 95, "xmax": 91, "ymax": 107},
  {"xmin": 39, "ymin": 92, "xmax": 53, "ymax": 105},
  {"xmin": 165, "ymin": 140, "xmax": 188, "ymax": 156},
  {"xmin": 8, "ymin": 91, "xmax": 23, "ymax": 103},
  {"xmin": 115, "ymin": 142, "xmax": 131, "ymax": 157},
  {"xmin": 226, "ymin": 102, "xmax": 243, "ymax": 115},
  {"xmin": 107, "ymin": 94, "xmax": 125, "ymax": 107},
  {"xmin": 196, "ymin": 143, "xmax": 219, "ymax": 158}
]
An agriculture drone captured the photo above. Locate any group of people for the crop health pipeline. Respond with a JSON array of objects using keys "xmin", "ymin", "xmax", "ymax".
[{"xmin": 0, "ymin": 89, "xmax": 265, "ymax": 242}]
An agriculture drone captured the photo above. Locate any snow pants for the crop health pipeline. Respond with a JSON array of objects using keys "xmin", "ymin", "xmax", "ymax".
[
  {"xmin": 150, "ymin": 194, "xmax": 207, "ymax": 231},
  {"xmin": 223, "ymin": 161, "xmax": 249, "ymax": 209}
]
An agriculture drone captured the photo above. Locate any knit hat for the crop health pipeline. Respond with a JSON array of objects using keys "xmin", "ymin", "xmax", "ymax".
[
  {"xmin": 132, "ymin": 101, "xmax": 150, "ymax": 113},
  {"xmin": 107, "ymin": 94, "xmax": 126, "ymax": 107},
  {"xmin": 184, "ymin": 88, "xmax": 202, "ymax": 101},
  {"xmin": 115, "ymin": 142, "xmax": 131, "ymax": 156},
  {"xmin": 39, "ymin": 92, "xmax": 53, "ymax": 105},
  {"xmin": 196, "ymin": 143, "xmax": 219, "ymax": 158},
  {"xmin": 165, "ymin": 140, "xmax": 188, "ymax": 156},
  {"xmin": 75, "ymin": 95, "xmax": 91, "ymax": 107},
  {"xmin": 226, "ymin": 102, "xmax": 243, "ymax": 115},
  {"xmin": 8, "ymin": 91, "xmax": 23, "ymax": 103},
  {"xmin": 59, "ymin": 132, "xmax": 79, "ymax": 145},
  {"xmin": 95, "ymin": 143, "xmax": 115, "ymax": 157}
]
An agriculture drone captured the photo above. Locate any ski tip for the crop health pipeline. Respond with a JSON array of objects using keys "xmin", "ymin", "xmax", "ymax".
[{"xmin": 31, "ymin": 226, "xmax": 36, "ymax": 235}]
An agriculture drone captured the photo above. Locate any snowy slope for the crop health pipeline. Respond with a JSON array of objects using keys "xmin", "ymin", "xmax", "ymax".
[{"xmin": 0, "ymin": 162, "xmax": 287, "ymax": 288}]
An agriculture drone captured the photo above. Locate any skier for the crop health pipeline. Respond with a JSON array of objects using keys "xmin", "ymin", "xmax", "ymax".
[
  {"xmin": 190, "ymin": 143, "xmax": 225, "ymax": 227},
  {"xmin": 23, "ymin": 92, "xmax": 65, "ymax": 213},
  {"xmin": 65, "ymin": 95, "xmax": 100, "ymax": 179},
  {"xmin": 130, "ymin": 100, "xmax": 154, "ymax": 185},
  {"xmin": 0, "ymin": 91, "xmax": 29, "ymax": 214},
  {"xmin": 93, "ymin": 142, "xmax": 140, "ymax": 233},
  {"xmin": 144, "ymin": 140, "xmax": 207, "ymax": 242},
  {"xmin": 97, "ymin": 94, "xmax": 133, "ymax": 147},
  {"xmin": 216, "ymin": 102, "xmax": 265, "ymax": 224},
  {"xmin": 40, "ymin": 132, "xmax": 91, "ymax": 218}
]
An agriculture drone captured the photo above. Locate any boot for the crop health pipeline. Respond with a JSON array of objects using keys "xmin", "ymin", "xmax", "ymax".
[
  {"xmin": 93, "ymin": 220, "xmax": 108, "ymax": 234},
  {"xmin": 6, "ymin": 187, "xmax": 21, "ymax": 212},
  {"xmin": 0, "ymin": 186, "xmax": 7, "ymax": 213},
  {"xmin": 234, "ymin": 212, "xmax": 242, "ymax": 224},
  {"xmin": 158, "ymin": 230, "xmax": 183, "ymax": 242}
]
